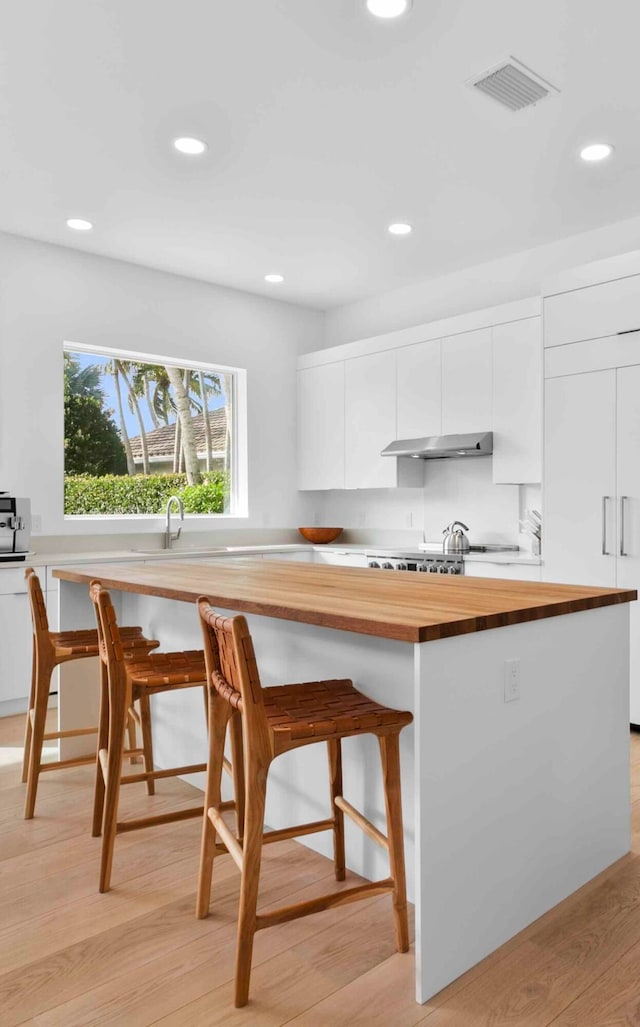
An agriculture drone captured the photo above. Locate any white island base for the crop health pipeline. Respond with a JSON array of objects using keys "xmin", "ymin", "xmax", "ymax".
[{"xmin": 57, "ymin": 578, "xmax": 630, "ymax": 1004}]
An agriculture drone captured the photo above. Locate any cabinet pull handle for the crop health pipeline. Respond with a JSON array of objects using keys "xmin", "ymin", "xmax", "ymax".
[
  {"xmin": 620, "ymin": 496, "xmax": 629, "ymax": 557},
  {"xmin": 602, "ymin": 496, "xmax": 611, "ymax": 556}
]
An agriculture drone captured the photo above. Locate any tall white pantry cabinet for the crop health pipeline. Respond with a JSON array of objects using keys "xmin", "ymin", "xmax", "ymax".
[{"xmin": 543, "ymin": 254, "xmax": 640, "ymax": 723}]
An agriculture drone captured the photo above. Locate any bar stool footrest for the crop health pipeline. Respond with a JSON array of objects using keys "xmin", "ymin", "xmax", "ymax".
[
  {"xmin": 117, "ymin": 805, "xmax": 204, "ymax": 833},
  {"xmin": 39, "ymin": 753, "xmax": 97, "ymax": 772},
  {"xmin": 255, "ymin": 877, "xmax": 395, "ymax": 931},
  {"xmin": 119, "ymin": 761, "xmax": 207, "ymax": 785}
]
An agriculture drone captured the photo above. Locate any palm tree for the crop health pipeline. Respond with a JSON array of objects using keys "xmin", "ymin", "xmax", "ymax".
[
  {"xmin": 109, "ymin": 361, "xmax": 136, "ymax": 476},
  {"xmin": 164, "ymin": 364, "xmax": 201, "ymax": 484},
  {"xmin": 190, "ymin": 371, "xmax": 221, "ymax": 471},
  {"xmin": 117, "ymin": 361, "xmax": 150, "ymax": 474}
]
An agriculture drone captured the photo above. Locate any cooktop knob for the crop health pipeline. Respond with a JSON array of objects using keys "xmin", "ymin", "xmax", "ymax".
[
  {"xmin": 428, "ymin": 564, "xmax": 438, "ymax": 573},
  {"xmin": 368, "ymin": 560, "xmax": 380, "ymax": 568},
  {"xmin": 381, "ymin": 561, "xmax": 394, "ymax": 569},
  {"xmin": 418, "ymin": 563, "xmax": 430, "ymax": 572},
  {"xmin": 438, "ymin": 565, "xmax": 449, "ymax": 573},
  {"xmin": 447, "ymin": 565, "xmax": 459, "ymax": 574}
]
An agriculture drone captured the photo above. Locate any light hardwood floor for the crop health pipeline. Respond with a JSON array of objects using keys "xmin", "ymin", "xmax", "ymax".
[{"xmin": 2, "ymin": 711, "xmax": 640, "ymax": 1025}]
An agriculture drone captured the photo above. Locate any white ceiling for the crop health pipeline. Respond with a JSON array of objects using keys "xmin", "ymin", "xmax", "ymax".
[{"xmin": 0, "ymin": 0, "xmax": 639, "ymax": 309}]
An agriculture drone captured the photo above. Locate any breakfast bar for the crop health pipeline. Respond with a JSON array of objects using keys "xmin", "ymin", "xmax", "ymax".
[{"xmin": 54, "ymin": 558, "xmax": 636, "ymax": 1004}]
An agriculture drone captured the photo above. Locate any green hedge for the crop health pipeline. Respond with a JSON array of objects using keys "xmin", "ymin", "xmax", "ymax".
[{"xmin": 64, "ymin": 472, "xmax": 230, "ymax": 515}]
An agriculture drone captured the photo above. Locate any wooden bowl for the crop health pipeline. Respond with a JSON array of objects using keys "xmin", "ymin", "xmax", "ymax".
[{"xmin": 298, "ymin": 527, "xmax": 343, "ymax": 545}]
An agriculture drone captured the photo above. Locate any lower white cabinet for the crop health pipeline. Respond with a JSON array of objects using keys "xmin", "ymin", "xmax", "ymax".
[
  {"xmin": 261, "ymin": 551, "xmax": 314, "ymax": 562},
  {"xmin": 312, "ymin": 550, "xmax": 368, "ymax": 567},
  {"xmin": 0, "ymin": 567, "xmax": 39, "ymax": 710},
  {"xmin": 464, "ymin": 562, "xmax": 542, "ymax": 582},
  {"xmin": 0, "ymin": 590, "xmax": 32, "ymax": 704}
]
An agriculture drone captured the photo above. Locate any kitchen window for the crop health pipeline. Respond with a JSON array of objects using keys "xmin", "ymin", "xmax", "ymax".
[{"xmin": 63, "ymin": 343, "xmax": 246, "ymax": 518}]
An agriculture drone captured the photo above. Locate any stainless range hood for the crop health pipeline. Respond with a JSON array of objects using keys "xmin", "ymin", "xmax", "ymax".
[{"xmin": 381, "ymin": 431, "xmax": 493, "ymax": 460}]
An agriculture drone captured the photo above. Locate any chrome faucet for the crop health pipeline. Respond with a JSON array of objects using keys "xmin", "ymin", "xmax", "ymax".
[{"xmin": 165, "ymin": 496, "xmax": 184, "ymax": 549}]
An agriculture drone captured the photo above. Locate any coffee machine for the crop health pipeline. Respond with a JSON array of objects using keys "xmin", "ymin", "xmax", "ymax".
[{"xmin": 0, "ymin": 494, "xmax": 31, "ymax": 561}]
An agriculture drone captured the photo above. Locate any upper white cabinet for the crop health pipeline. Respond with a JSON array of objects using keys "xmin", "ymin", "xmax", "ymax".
[
  {"xmin": 345, "ymin": 351, "xmax": 421, "ymax": 489},
  {"xmin": 396, "ymin": 338, "xmax": 442, "ymax": 439},
  {"xmin": 297, "ymin": 362, "xmax": 345, "ymax": 491},
  {"xmin": 441, "ymin": 328, "xmax": 492, "ymax": 434},
  {"xmin": 297, "ymin": 298, "xmax": 541, "ymax": 489},
  {"xmin": 492, "ymin": 318, "xmax": 542, "ymax": 483},
  {"xmin": 545, "ymin": 273, "xmax": 640, "ymax": 348}
]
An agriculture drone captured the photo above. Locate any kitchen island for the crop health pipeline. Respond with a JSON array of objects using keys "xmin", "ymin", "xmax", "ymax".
[{"xmin": 54, "ymin": 559, "xmax": 635, "ymax": 1004}]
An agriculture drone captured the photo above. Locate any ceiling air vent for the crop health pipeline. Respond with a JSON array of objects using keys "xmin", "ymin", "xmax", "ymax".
[{"xmin": 470, "ymin": 57, "xmax": 558, "ymax": 112}]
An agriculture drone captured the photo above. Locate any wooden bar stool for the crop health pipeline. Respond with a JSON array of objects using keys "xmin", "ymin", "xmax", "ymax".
[
  {"xmin": 90, "ymin": 580, "xmax": 234, "ymax": 893},
  {"xmin": 196, "ymin": 598, "xmax": 413, "ymax": 1008},
  {"xmin": 23, "ymin": 568, "xmax": 159, "ymax": 820}
]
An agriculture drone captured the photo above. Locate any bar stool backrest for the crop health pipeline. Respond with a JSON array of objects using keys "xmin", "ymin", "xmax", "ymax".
[
  {"xmin": 25, "ymin": 567, "xmax": 49, "ymax": 638},
  {"xmin": 89, "ymin": 580, "xmax": 126, "ymax": 683},
  {"xmin": 197, "ymin": 598, "xmax": 272, "ymax": 760}
]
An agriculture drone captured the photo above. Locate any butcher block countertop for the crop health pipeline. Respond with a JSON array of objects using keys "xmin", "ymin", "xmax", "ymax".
[{"xmin": 53, "ymin": 558, "xmax": 637, "ymax": 644}]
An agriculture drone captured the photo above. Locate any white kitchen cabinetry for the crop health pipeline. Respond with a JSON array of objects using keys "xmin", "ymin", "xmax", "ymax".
[
  {"xmin": 396, "ymin": 338, "xmax": 442, "ymax": 439},
  {"xmin": 545, "ymin": 273, "xmax": 640, "ymax": 348},
  {"xmin": 441, "ymin": 328, "xmax": 492, "ymax": 435},
  {"xmin": 492, "ymin": 318, "xmax": 542, "ymax": 484},
  {"xmin": 345, "ymin": 351, "xmax": 422, "ymax": 490},
  {"xmin": 544, "ymin": 371, "xmax": 617, "ymax": 587},
  {"xmin": 464, "ymin": 562, "xmax": 541, "ymax": 582},
  {"xmin": 297, "ymin": 298, "xmax": 540, "ymax": 490},
  {"xmin": 297, "ymin": 362, "xmax": 345, "ymax": 491},
  {"xmin": 0, "ymin": 567, "xmax": 39, "ymax": 711},
  {"xmin": 312, "ymin": 550, "xmax": 368, "ymax": 567},
  {"xmin": 261, "ymin": 551, "xmax": 314, "ymax": 562},
  {"xmin": 0, "ymin": 591, "xmax": 32, "ymax": 704},
  {"xmin": 544, "ymin": 359, "xmax": 640, "ymax": 721}
]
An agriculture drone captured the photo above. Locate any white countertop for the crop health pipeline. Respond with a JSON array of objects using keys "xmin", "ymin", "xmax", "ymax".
[{"xmin": 0, "ymin": 540, "xmax": 541, "ymax": 569}]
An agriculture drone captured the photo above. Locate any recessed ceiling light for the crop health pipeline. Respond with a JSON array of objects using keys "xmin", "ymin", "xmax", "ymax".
[
  {"xmin": 265, "ymin": 273, "xmax": 284, "ymax": 284},
  {"xmin": 366, "ymin": 0, "xmax": 412, "ymax": 18},
  {"xmin": 173, "ymin": 136, "xmax": 207, "ymax": 156},
  {"xmin": 66, "ymin": 218, "xmax": 93, "ymax": 231},
  {"xmin": 580, "ymin": 142, "xmax": 614, "ymax": 163},
  {"xmin": 388, "ymin": 222, "xmax": 413, "ymax": 236}
]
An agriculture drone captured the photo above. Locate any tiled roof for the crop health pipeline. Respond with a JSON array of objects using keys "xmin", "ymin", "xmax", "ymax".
[{"xmin": 129, "ymin": 408, "xmax": 227, "ymax": 460}]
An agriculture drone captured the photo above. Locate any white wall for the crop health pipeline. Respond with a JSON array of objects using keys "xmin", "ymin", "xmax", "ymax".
[
  {"xmin": 310, "ymin": 459, "xmax": 529, "ymax": 547},
  {"xmin": 322, "ymin": 213, "xmax": 640, "ymax": 347},
  {"xmin": 0, "ymin": 232, "xmax": 323, "ymax": 535}
]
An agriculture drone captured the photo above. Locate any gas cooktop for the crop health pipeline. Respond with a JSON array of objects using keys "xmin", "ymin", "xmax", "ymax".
[{"xmin": 365, "ymin": 549, "xmax": 464, "ymax": 575}]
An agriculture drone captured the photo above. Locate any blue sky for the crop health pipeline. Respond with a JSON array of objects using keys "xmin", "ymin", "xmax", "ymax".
[{"xmin": 69, "ymin": 350, "xmax": 227, "ymax": 439}]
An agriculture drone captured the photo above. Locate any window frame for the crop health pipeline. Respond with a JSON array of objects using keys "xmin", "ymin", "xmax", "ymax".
[{"xmin": 63, "ymin": 341, "xmax": 248, "ymax": 522}]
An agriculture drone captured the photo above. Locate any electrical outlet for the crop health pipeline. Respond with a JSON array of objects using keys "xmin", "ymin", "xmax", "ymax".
[
  {"xmin": 31, "ymin": 513, "xmax": 42, "ymax": 534},
  {"xmin": 504, "ymin": 659, "xmax": 520, "ymax": 703}
]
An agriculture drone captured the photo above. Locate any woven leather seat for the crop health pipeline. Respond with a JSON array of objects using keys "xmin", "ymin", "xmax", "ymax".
[
  {"xmin": 90, "ymin": 581, "xmax": 218, "ymax": 893},
  {"xmin": 196, "ymin": 600, "xmax": 413, "ymax": 1008},
  {"xmin": 263, "ymin": 679, "xmax": 413, "ymax": 749},
  {"xmin": 23, "ymin": 568, "xmax": 159, "ymax": 820},
  {"xmin": 125, "ymin": 650, "xmax": 207, "ymax": 691},
  {"xmin": 53, "ymin": 626, "xmax": 154, "ymax": 658}
]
